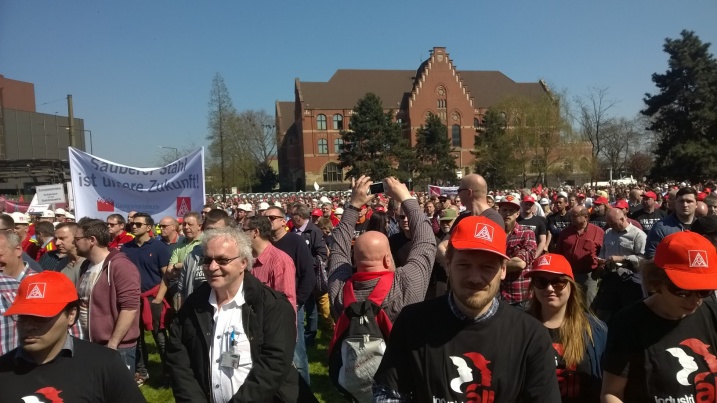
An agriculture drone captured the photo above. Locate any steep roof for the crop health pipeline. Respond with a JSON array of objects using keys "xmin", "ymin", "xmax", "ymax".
[
  {"xmin": 296, "ymin": 69, "xmax": 546, "ymax": 111},
  {"xmin": 275, "ymin": 101, "xmax": 294, "ymax": 133}
]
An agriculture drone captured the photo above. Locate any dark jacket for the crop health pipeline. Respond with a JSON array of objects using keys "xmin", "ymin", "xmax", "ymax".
[
  {"xmin": 165, "ymin": 272, "xmax": 300, "ymax": 403},
  {"xmin": 296, "ymin": 221, "xmax": 328, "ymax": 277}
]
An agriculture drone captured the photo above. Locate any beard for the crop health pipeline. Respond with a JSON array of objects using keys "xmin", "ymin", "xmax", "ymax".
[{"xmin": 449, "ymin": 275, "xmax": 499, "ymax": 313}]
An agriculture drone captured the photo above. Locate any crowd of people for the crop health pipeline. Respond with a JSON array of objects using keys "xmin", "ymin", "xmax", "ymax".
[{"xmin": 0, "ymin": 174, "xmax": 716, "ymax": 402}]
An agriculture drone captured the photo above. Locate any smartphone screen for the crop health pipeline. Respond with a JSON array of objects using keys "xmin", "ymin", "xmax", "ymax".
[{"xmin": 368, "ymin": 182, "xmax": 384, "ymax": 195}]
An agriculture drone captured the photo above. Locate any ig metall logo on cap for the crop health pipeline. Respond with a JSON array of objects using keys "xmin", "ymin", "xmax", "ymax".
[
  {"xmin": 474, "ymin": 224, "xmax": 494, "ymax": 242},
  {"xmin": 688, "ymin": 250, "xmax": 708, "ymax": 268},
  {"xmin": 26, "ymin": 283, "xmax": 46, "ymax": 299}
]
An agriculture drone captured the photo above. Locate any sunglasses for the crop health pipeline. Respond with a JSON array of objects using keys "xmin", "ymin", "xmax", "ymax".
[
  {"xmin": 665, "ymin": 281, "xmax": 712, "ymax": 299},
  {"xmin": 106, "ymin": 222, "xmax": 121, "ymax": 227},
  {"xmin": 131, "ymin": 222, "xmax": 146, "ymax": 228},
  {"xmin": 532, "ymin": 277, "xmax": 569, "ymax": 291},
  {"xmin": 266, "ymin": 215, "xmax": 284, "ymax": 221},
  {"xmin": 202, "ymin": 256, "xmax": 241, "ymax": 266},
  {"xmin": 158, "ymin": 224, "xmax": 173, "ymax": 229}
]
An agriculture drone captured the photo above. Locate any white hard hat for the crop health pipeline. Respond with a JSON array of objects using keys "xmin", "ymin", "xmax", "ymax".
[
  {"xmin": 41, "ymin": 210, "xmax": 56, "ymax": 218},
  {"xmin": 11, "ymin": 212, "xmax": 28, "ymax": 225},
  {"xmin": 320, "ymin": 196, "xmax": 331, "ymax": 204},
  {"xmin": 259, "ymin": 202, "xmax": 270, "ymax": 210},
  {"xmin": 334, "ymin": 207, "xmax": 344, "ymax": 215},
  {"xmin": 65, "ymin": 212, "xmax": 75, "ymax": 220},
  {"xmin": 54, "ymin": 208, "xmax": 67, "ymax": 216},
  {"xmin": 274, "ymin": 201, "xmax": 282, "ymax": 207}
]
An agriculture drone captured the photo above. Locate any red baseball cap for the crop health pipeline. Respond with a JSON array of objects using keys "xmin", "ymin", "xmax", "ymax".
[
  {"xmin": 654, "ymin": 231, "xmax": 717, "ymax": 290},
  {"xmin": 311, "ymin": 208, "xmax": 322, "ymax": 217},
  {"xmin": 522, "ymin": 196, "xmax": 536, "ymax": 204},
  {"xmin": 577, "ymin": 193, "xmax": 586, "ymax": 199},
  {"xmin": 698, "ymin": 192, "xmax": 708, "ymax": 201},
  {"xmin": 614, "ymin": 200, "xmax": 629, "ymax": 209},
  {"xmin": 643, "ymin": 191, "xmax": 657, "ymax": 200},
  {"xmin": 525, "ymin": 253, "xmax": 574, "ymax": 280},
  {"xmin": 4, "ymin": 271, "xmax": 79, "ymax": 318},
  {"xmin": 593, "ymin": 196, "xmax": 609, "ymax": 205},
  {"xmin": 450, "ymin": 216, "xmax": 508, "ymax": 259}
]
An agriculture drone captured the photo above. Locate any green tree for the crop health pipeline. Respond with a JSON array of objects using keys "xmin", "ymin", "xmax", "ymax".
[
  {"xmin": 252, "ymin": 162, "xmax": 279, "ymax": 192},
  {"xmin": 206, "ymin": 73, "xmax": 241, "ymax": 196},
  {"xmin": 643, "ymin": 30, "xmax": 717, "ymax": 181},
  {"xmin": 473, "ymin": 109, "xmax": 521, "ymax": 188},
  {"xmin": 413, "ymin": 113, "xmax": 458, "ymax": 185},
  {"xmin": 338, "ymin": 93, "xmax": 411, "ymax": 181}
]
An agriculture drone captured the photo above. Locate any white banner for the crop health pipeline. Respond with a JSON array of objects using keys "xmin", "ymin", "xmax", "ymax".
[
  {"xmin": 27, "ymin": 194, "xmax": 50, "ymax": 214},
  {"xmin": 36, "ymin": 183, "xmax": 66, "ymax": 204},
  {"xmin": 67, "ymin": 181, "xmax": 74, "ymax": 211},
  {"xmin": 427, "ymin": 185, "xmax": 459, "ymax": 196},
  {"xmin": 69, "ymin": 147, "xmax": 206, "ymax": 221}
]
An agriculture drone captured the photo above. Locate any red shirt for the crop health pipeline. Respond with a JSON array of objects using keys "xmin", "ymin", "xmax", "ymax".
[
  {"xmin": 35, "ymin": 239, "xmax": 57, "ymax": 261},
  {"xmin": 251, "ymin": 243, "xmax": 297, "ymax": 311},
  {"xmin": 556, "ymin": 224, "xmax": 604, "ymax": 274},
  {"xmin": 109, "ymin": 231, "xmax": 135, "ymax": 250},
  {"xmin": 21, "ymin": 234, "xmax": 39, "ymax": 259},
  {"xmin": 501, "ymin": 224, "xmax": 537, "ymax": 304}
]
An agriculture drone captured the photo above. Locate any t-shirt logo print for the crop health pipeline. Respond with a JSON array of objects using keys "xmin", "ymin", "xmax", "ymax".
[
  {"xmin": 662, "ymin": 338, "xmax": 717, "ymax": 401},
  {"xmin": 474, "ymin": 224, "xmax": 494, "ymax": 242},
  {"xmin": 688, "ymin": 250, "xmax": 708, "ymax": 268},
  {"xmin": 537, "ymin": 255, "xmax": 552, "ymax": 266},
  {"xmin": 26, "ymin": 283, "xmax": 46, "ymax": 299},
  {"xmin": 449, "ymin": 352, "xmax": 495, "ymax": 402}
]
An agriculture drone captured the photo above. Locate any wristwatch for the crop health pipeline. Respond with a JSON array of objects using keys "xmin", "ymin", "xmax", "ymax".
[{"xmin": 345, "ymin": 204, "xmax": 361, "ymax": 212}]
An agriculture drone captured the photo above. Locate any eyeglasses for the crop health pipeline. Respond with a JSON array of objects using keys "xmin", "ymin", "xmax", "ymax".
[
  {"xmin": 131, "ymin": 222, "xmax": 146, "ymax": 228},
  {"xmin": 158, "ymin": 224, "xmax": 172, "ymax": 229},
  {"xmin": 266, "ymin": 215, "xmax": 284, "ymax": 221},
  {"xmin": 201, "ymin": 210, "xmax": 211, "ymax": 215},
  {"xmin": 665, "ymin": 281, "xmax": 712, "ymax": 299},
  {"xmin": 532, "ymin": 277, "xmax": 569, "ymax": 291},
  {"xmin": 106, "ymin": 222, "xmax": 121, "ymax": 227},
  {"xmin": 202, "ymin": 256, "xmax": 241, "ymax": 266}
]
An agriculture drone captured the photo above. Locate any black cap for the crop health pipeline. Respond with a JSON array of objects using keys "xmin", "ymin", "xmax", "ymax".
[
  {"xmin": 692, "ymin": 216, "xmax": 717, "ymax": 235},
  {"xmin": 439, "ymin": 194, "xmax": 448, "ymax": 199}
]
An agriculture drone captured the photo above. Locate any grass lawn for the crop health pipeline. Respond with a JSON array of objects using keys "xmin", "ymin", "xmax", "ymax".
[{"xmin": 141, "ymin": 328, "xmax": 344, "ymax": 403}]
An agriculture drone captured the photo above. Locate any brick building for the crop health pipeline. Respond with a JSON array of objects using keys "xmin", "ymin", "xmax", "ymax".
[{"xmin": 275, "ymin": 47, "xmax": 553, "ymax": 191}]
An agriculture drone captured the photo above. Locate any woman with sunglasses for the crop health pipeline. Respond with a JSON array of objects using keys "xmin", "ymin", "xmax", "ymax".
[
  {"xmin": 601, "ymin": 231, "xmax": 717, "ymax": 402},
  {"xmin": 526, "ymin": 253, "xmax": 607, "ymax": 403}
]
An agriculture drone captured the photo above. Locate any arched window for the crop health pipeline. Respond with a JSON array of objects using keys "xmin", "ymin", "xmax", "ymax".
[
  {"xmin": 317, "ymin": 114, "xmax": 327, "ymax": 130},
  {"xmin": 333, "ymin": 138, "xmax": 344, "ymax": 154},
  {"xmin": 323, "ymin": 163, "xmax": 342, "ymax": 182},
  {"xmin": 332, "ymin": 114, "xmax": 343, "ymax": 130},
  {"xmin": 452, "ymin": 125, "xmax": 461, "ymax": 147},
  {"xmin": 473, "ymin": 117, "xmax": 480, "ymax": 128},
  {"xmin": 318, "ymin": 138, "xmax": 328, "ymax": 154}
]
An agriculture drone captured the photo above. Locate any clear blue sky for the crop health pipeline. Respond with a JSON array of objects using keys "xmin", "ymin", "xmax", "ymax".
[{"xmin": 1, "ymin": 1, "xmax": 715, "ymax": 167}]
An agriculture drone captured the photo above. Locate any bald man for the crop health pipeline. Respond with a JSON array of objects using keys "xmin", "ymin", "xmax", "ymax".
[
  {"xmin": 328, "ymin": 176, "xmax": 436, "ymax": 323},
  {"xmin": 696, "ymin": 201, "xmax": 708, "ymax": 218},
  {"xmin": 436, "ymin": 174, "xmax": 504, "ymax": 266},
  {"xmin": 593, "ymin": 208, "xmax": 646, "ymax": 322},
  {"xmin": 556, "ymin": 206, "xmax": 604, "ymax": 306}
]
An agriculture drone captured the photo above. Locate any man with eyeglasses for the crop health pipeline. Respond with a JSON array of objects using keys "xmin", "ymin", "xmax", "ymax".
[
  {"xmin": 157, "ymin": 212, "xmax": 203, "ymax": 310},
  {"xmin": 166, "ymin": 227, "xmax": 304, "ymax": 402},
  {"xmin": 120, "ymin": 212, "xmax": 170, "ymax": 386},
  {"xmin": 38, "ymin": 222, "xmax": 85, "ymax": 287},
  {"xmin": 201, "ymin": 204, "xmax": 216, "ymax": 223},
  {"xmin": 74, "ymin": 219, "xmax": 140, "ymax": 373},
  {"xmin": 157, "ymin": 216, "xmax": 183, "ymax": 246},
  {"xmin": 106, "ymin": 213, "xmax": 134, "ymax": 250},
  {"xmin": 0, "ymin": 271, "xmax": 145, "ymax": 402},
  {"xmin": 262, "ymin": 205, "xmax": 315, "ymax": 385}
]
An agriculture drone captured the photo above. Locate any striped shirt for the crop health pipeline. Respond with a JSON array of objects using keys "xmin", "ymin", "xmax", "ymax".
[
  {"xmin": 328, "ymin": 199, "xmax": 436, "ymax": 322},
  {"xmin": 251, "ymin": 244, "xmax": 297, "ymax": 310}
]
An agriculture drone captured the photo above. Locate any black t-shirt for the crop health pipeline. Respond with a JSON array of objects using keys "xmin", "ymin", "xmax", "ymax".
[
  {"xmin": 603, "ymin": 300, "xmax": 717, "ymax": 402},
  {"xmin": 451, "ymin": 209, "xmax": 505, "ymax": 234},
  {"xmin": 388, "ymin": 232, "xmax": 412, "ymax": 267},
  {"xmin": 589, "ymin": 213, "xmax": 608, "ymax": 230},
  {"xmin": 517, "ymin": 215, "xmax": 548, "ymax": 239},
  {"xmin": 374, "ymin": 296, "xmax": 561, "ymax": 402},
  {"xmin": 547, "ymin": 212, "xmax": 571, "ymax": 248},
  {"xmin": 0, "ymin": 338, "xmax": 145, "ymax": 403},
  {"xmin": 548, "ymin": 328, "xmax": 600, "ymax": 403},
  {"xmin": 273, "ymin": 232, "xmax": 316, "ymax": 306},
  {"xmin": 634, "ymin": 209, "xmax": 667, "ymax": 233}
]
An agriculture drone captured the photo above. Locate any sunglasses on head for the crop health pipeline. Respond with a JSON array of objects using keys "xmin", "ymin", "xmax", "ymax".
[
  {"xmin": 665, "ymin": 281, "xmax": 712, "ymax": 299},
  {"xmin": 532, "ymin": 276, "xmax": 569, "ymax": 291}
]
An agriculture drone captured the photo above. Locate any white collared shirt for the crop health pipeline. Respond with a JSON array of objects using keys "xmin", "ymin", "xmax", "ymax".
[{"xmin": 209, "ymin": 282, "xmax": 253, "ymax": 403}]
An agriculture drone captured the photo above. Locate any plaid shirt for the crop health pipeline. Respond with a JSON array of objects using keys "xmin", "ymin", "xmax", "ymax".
[
  {"xmin": 501, "ymin": 223, "xmax": 537, "ymax": 304},
  {"xmin": 0, "ymin": 274, "xmax": 20, "ymax": 356}
]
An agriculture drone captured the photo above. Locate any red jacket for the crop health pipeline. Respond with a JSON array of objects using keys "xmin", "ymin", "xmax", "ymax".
[
  {"xmin": 556, "ymin": 224, "xmax": 604, "ymax": 274},
  {"xmin": 109, "ymin": 231, "xmax": 135, "ymax": 250},
  {"xmin": 21, "ymin": 234, "xmax": 39, "ymax": 260}
]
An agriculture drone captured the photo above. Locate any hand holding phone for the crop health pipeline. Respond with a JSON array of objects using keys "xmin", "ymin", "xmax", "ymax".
[{"xmin": 368, "ymin": 182, "xmax": 384, "ymax": 195}]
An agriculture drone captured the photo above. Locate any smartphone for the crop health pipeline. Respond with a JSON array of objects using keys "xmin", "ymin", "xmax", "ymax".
[{"xmin": 368, "ymin": 182, "xmax": 385, "ymax": 195}]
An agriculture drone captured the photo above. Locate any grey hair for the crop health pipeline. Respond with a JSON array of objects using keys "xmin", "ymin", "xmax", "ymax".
[
  {"xmin": 202, "ymin": 227, "xmax": 254, "ymax": 267},
  {"xmin": 0, "ymin": 231, "xmax": 21, "ymax": 249}
]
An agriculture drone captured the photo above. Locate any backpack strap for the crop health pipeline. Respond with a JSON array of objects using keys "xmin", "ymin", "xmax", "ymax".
[{"xmin": 330, "ymin": 271, "xmax": 395, "ymax": 354}]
